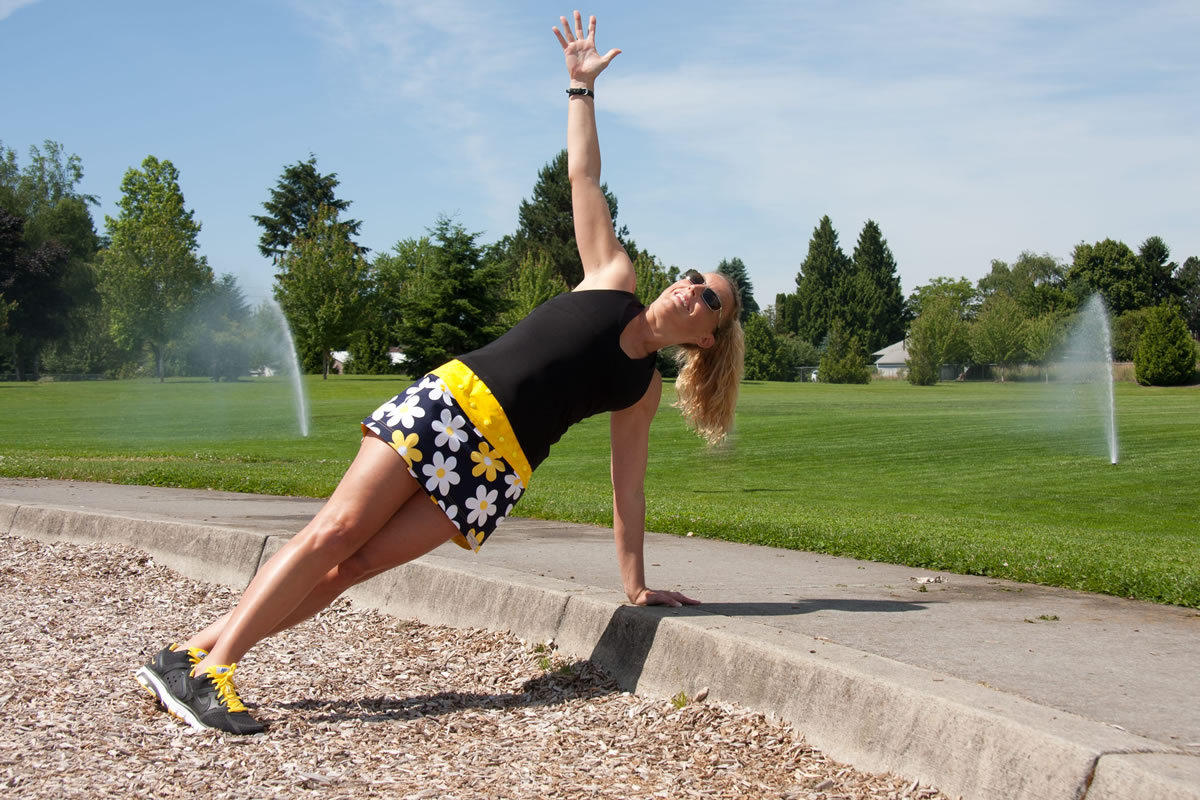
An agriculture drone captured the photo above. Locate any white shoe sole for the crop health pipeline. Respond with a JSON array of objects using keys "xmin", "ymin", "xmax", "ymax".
[{"xmin": 134, "ymin": 666, "xmax": 212, "ymax": 732}]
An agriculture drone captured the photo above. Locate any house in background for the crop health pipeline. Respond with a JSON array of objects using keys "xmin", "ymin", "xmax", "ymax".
[
  {"xmin": 873, "ymin": 340, "xmax": 909, "ymax": 378},
  {"xmin": 330, "ymin": 347, "xmax": 407, "ymax": 375}
]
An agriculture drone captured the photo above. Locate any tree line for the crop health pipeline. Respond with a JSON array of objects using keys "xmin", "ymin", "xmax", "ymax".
[
  {"xmin": 740, "ymin": 216, "xmax": 1199, "ymax": 387},
  {"xmin": 3, "ymin": 138, "xmax": 1196, "ymax": 386},
  {"xmin": 0, "ymin": 143, "xmax": 701, "ymax": 382}
]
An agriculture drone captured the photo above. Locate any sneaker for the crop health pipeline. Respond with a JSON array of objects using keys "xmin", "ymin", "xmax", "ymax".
[
  {"xmin": 171, "ymin": 664, "xmax": 266, "ymax": 735},
  {"xmin": 135, "ymin": 644, "xmax": 207, "ymax": 709}
]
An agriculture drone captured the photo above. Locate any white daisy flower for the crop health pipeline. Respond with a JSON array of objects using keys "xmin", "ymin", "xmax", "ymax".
[
  {"xmin": 370, "ymin": 398, "xmax": 400, "ymax": 423},
  {"xmin": 465, "ymin": 485, "xmax": 499, "ymax": 526},
  {"xmin": 426, "ymin": 378, "xmax": 453, "ymax": 405},
  {"xmin": 432, "ymin": 409, "xmax": 468, "ymax": 452},
  {"xmin": 437, "ymin": 499, "xmax": 459, "ymax": 523},
  {"xmin": 385, "ymin": 397, "xmax": 426, "ymax": 429},
  {"xmin": 422, "ymin": 451, "xmax": 459, "ymax": 496},
  {"xmin": 504, "ymin": 471, "xmax": 524, "ymax": 500}
]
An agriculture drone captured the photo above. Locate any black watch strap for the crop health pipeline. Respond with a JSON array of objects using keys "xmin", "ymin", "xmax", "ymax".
[{"xmin": 565, "ymin": 87, "xmax": 595, "ymax": 98}]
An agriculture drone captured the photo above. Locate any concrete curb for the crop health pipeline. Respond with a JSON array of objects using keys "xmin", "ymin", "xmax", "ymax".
[{"xmin": 3, "ymin": 499, "xmax": 1196, "ymax": 800}]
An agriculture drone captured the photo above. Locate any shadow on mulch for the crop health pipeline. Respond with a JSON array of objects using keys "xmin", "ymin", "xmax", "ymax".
[{"xmin": 276, "ymin": 661, "xmax": 620, "ymax": 724}]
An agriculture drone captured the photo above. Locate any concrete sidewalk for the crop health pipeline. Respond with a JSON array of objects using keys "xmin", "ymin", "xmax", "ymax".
[{"xmin": 2, "ymin": 477, "xmax": 1197, "ymax": 800}]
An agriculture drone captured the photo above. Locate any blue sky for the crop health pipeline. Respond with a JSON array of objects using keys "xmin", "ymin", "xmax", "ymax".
[{"xmin": 4, "ymin": 0, "xmax": 1197, "ymax": 310}]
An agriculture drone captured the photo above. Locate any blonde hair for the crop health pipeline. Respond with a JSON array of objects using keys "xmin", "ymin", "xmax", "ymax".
[{"xmin": 672, "ymin": 277, "xmax": 744, "ymax": 445}]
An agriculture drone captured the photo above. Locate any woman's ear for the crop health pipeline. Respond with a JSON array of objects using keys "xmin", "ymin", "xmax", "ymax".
[{"xmin": 695, "ymin": 332, "xmax": 715, "ymax": 349}]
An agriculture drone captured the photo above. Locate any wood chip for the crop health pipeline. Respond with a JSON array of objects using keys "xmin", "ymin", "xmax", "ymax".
[{"xmin": 0, "ymin": 534, "xmax": 948, "ymax": 799}]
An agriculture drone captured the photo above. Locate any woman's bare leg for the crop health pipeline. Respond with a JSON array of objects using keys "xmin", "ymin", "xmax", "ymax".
[
  {"xmin": 186, "ymin": 434, "xmax": 425, "ymax": 671},
  {"xmin": 183, "ymin": 491, "xmax": 458, "ymax": 651}
]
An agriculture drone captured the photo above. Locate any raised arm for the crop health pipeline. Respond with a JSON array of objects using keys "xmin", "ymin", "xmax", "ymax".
[{"xmin": 553, "ymin": 11, "xmax": 633, "ymax": 290}]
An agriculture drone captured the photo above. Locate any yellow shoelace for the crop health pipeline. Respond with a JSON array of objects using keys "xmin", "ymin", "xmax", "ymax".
[{"xmin": 205, "ymin": 664, "xmax": 250, "ymax": 713}]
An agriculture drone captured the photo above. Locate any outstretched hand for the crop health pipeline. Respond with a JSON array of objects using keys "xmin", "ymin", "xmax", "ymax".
[
  {"xmin": 632, "ymin": 588, "xmax": 701, "ymax": 608},
  {"xmin": 553, "ymin": 10, "xmax": 621, "ymax": 85}
]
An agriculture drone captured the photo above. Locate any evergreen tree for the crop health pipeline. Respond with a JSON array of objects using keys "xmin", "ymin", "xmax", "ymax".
[
  {"xmin": 773, "ymin": 291, "xmax": 802, "ymax": 336},
  {"xmin": 253, "ymin": 155, "xmax": 364, "ymax": 263},
  {"xmin": 1138, "ymin": 236, "xmax": 1178, "ymax": 305},
  {"xmin": 791, "ymin": 215, "xmax": 852, "ymax": 345},
  {"xmin": 1175, "ymin": 255, "xmax": 1200, "ymax": 337},
  {"xmin": 818, "ymin": 319, "xmax": 871, "ymax": 384},
  {"xmin": 742, "ymin": 313, "xmax": 779, "ymax": 380},
  {"xmin": 715, "ymin": 256, "xmax": 759, "ymax": 322},
  {"xmin": 274, "ymin": 204, "xmax": 370, "ymax": 379},
  {"xmin": 849, "ymin": 220, "xmax": 906, "ymax": 350},
  {"xmin": 1134, "ymin": 303, "xmax": 1196, "ymax": 386},
  {"xmin": 100, "ymin": 156, "xmax": 213, "ymax": 381},
  {"xmin": 510, "ymin": 150, "xmax": 622, "ymax": 287},
  {"xmin": 394, "ymin": 216, "xmax": 509, "ymax": 375}
]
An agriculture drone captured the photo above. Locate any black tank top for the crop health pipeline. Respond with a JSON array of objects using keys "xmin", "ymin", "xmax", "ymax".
[{"xmin": 459, "ymin": 290, "xmax": 657, "ymax": 470}]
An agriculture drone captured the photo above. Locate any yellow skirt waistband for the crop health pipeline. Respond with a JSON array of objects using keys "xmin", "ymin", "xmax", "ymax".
[{"xmin": 431, "ymin": 360, "xmax": 532, "ymax": 486}]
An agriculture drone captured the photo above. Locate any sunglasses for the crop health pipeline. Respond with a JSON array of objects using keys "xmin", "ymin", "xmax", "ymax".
[{"xmin": 684, "ymin": 269, "xmax": 723, "ymax": 316}]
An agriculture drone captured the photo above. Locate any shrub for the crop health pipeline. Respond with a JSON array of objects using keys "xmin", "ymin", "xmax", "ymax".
[
  {"xmin": 1135, "ymin": 304, "xmax": 1197, "ymax": 386},
  {"xmin": 818, "ymin": 320, "xmax": 871, "ymax": 384}
]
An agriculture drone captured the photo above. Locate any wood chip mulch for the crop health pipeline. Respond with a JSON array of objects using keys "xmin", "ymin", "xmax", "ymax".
[{"xmin": 0, "ymin": 534, "xmax": 948, "ymax": 799}]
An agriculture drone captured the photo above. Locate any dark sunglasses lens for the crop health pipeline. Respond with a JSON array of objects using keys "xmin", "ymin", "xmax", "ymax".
[
  {"xmin": 685, "ymin": 269, "xmax": 703, "ymax": 284},
  {"xmin": 702, "ymin": 287, "xmax": 722, "ymax": 311}
]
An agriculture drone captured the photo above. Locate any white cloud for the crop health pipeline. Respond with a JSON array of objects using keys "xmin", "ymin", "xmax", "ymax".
[
  {"xmin": 597, "ymin": 1, "xmax": 1199, "ymax": 296},
  {"xmin": 0, "ymin": 0, "xmax": 41, "ymax": 22}
]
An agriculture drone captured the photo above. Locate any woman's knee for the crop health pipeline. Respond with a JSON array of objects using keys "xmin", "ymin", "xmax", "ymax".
[{"xmin": 300, "ymin": 508, "xmax": 373, "ymax": 561}]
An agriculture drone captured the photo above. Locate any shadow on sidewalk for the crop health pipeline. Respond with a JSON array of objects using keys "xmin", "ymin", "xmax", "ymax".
[{"xmin": 588, "ymin": 599, "xmax": 929, "ymax": 691}]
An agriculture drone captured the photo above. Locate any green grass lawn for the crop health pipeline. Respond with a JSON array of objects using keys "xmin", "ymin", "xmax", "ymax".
[{"xmin": 2, "ymin": 375, "xmax": 1197, "ymax": 607}]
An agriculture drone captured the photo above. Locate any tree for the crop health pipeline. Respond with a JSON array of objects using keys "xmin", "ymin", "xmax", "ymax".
[
  {"xmin": 99, "ymin": 156, "xmax": 212, "ymax": 381},
  {"xmin": 1023, "ymin": 313, "xmax": 1067, "ymax": 381},
  {"xmin": 394, "ymin": 216, "xmax": 509, "ymax": 376},
  {"xmin": 1066, "ymin": 239, "xmax": 1150, "ymax": 315},
  {"xmin": 274, "ymin": 204, "xmax": 370, "ymax": 379},
  {"xmin": 969, "ymin": 294, "xmax": 1027, "ymax": 380},
  {"xmin": 632, "ymin": 251, "xmax": 677, "ymax": 309},
  {"xmin": 0, "ymin": 140, "xmax": 101, "ymax": 378},
  {"xmin": 773, "ymin": 292, "xmax": 802, "ymax": 336},
  {"xmin": 818, "ymin": 319, "xmax": 871, "ymax": 384},
  {"xmin": 1112, "ymin": 307, "xmax": 1154, "ymax": 361},
  {"xmin": 906, "ymin": 294, "xmax": 970, "ymax": 385},
  {"xmin": 253, "ymin": 155, "xmax": 364, "ymax": 263},
  {"xmin": 715, "ymin": 257, "xmax": 759, "ymax": 322},
  {"xmin": 499, "ymin": 249, "xmax": 568, "ymax": 329},
  {"xmin": 1175, "ymin": 256, "xmax": 1200, "ymax": 337},
  {"xmin": 1135, "ymin": 303, "xmax": 1196, "ymax": 386},
  {"xmin": 907, "ymin": 276, "xmax": 979, "ymax": 321},
  {"xmin": 178, "ymin": 273, "xmax": 252, "ymax": 380},
  {"xmin": 848, "ymin": 220, "xmax": 906, "ymax": 350},
  {"xmin": 776, "ymin": 334, "xmax": 820, "ymax": 381},
  {"xmin": 509, "ymin": 150, "xmax": 622, "ymax": 287},
  {"xmin": 789, "ymin": 215, "xmax": 852, "ymax": 344},
  {"xmin": 742, "ymin": 313, "xmax": 780, "ymax": 380},
  {"xmin": 1138, "ymin": 236, "xmax": 1178, "ymax": 305},
  {"xmin": 979, "ymin": 251, "xmax": 1072, "ymax": 318}
]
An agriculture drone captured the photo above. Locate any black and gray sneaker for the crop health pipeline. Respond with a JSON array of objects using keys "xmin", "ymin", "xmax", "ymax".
[
  {"xmin": 168, "ymin": 663, "xmax": 266, "ymax": 735},
  {"xmin": 135, "ymin": 644, "xmax": 207, "ymax": 709},
  {"xmin": 137, "ymin": 649, "xmax": 265, "ymax": 735}
]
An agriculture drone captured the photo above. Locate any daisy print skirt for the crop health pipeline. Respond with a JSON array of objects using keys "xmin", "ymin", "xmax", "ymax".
[{"xmin": 361, "ymin": 360, "xmax": 532, "ymax": 553}]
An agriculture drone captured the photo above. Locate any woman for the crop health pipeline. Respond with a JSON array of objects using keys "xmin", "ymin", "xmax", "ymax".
[{"xmin": 136, "ymin": 11, "xmax": 744, "ymax": 735}]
